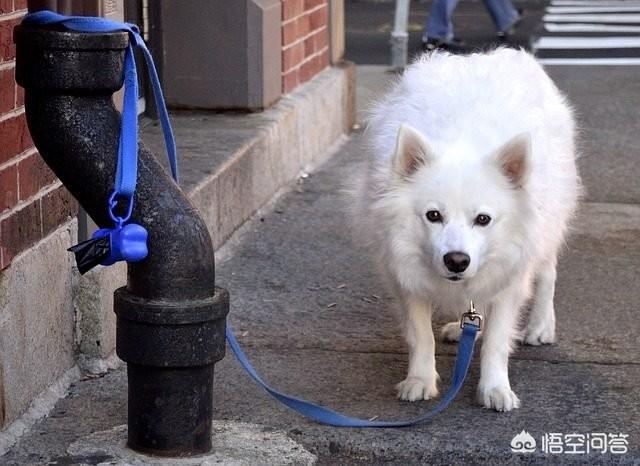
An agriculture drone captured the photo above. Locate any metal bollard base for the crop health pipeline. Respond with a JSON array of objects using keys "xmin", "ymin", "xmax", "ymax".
[
  {"xmin": 115, "ymin": 287, "xmax": 229, "ymax": 457},
  {"xmin": 127, "ymin": 364, "xmax": 214, "ymax": 456}
]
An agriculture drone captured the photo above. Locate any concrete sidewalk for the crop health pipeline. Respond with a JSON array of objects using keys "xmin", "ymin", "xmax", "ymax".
[{"xmin": 2, "ymin": 65, "xmax": 639, "ymax": 465}]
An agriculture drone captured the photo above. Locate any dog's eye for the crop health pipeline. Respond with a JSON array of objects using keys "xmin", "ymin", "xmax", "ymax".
[
  {"xmin": 475, "ymin": 214, "xmax": 491, "ymax": 226},
  {"xmin": 426, "ymin": 210, "xmax": 442, "ymax": 223}
]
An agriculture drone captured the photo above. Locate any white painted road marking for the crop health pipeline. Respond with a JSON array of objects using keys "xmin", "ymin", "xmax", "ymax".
[
  {"xmin": 539, "ymin": 57, "xmax": 640, "ymax": 64},
  {"xmin": 544, "ymin": 13, "xmax": 640, "ymax": 22},
  {"xmin": 548, "ymin": 6, "xmax": 640, "ymax": 13},
  {"xmin": 534, "ymin": 36, "xmax": 640, "ymax": 48},
  {"xmin": 537, "ymin": 1, "xmax": 640, "ymax": 65},
  {"xmin": 545, "ymin": 23, "xmax": 640, "ymax": 32},
  {"xmin": 551, "ymin": 0, "xmax": 640, "ymax": 6}
]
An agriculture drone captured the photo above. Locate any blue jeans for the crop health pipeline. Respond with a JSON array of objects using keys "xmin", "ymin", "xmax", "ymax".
[{"xmin": 424, "ymin": 0, "xmax": 520, "ymax": 41}]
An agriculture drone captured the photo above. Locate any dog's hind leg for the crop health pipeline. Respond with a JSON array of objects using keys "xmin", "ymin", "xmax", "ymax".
[
  {"xmin": 396, "ymin": 297, "xmax": 440, "ymax": 401},
  {"xmin": 524, "ymin": 257, "xmax": 558, "ymax": 345}
]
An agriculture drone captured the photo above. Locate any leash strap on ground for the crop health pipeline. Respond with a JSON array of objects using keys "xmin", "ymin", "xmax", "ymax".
[
  {"xmin": 23, "ymin": 10, "xmax": 480, "ymax": 428},
  {"xmin": 226, "ymin": 323, "xmax": 479, "ymax": 427}
]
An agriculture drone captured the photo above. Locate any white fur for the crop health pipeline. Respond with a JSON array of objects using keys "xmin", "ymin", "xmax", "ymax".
[{"xmin": 353, "ymin": 49, "xmax": 580, "ymax": 411}]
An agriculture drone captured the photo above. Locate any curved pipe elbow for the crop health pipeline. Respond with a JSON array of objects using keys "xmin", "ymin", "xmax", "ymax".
[{"xmin": 15, "ymin": 25, "xmax": 216, "ymax": 300}]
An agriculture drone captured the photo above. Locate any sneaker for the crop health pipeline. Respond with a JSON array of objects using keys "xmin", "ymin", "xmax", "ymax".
[{"xmin": 422, "ymin": 37, "xmax": 465, "ymax": 52}]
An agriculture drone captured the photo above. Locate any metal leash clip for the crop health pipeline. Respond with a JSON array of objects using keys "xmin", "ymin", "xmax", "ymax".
[{"xmin": 460, "ymin": 300, "xmax": 483, "ymax": 330}]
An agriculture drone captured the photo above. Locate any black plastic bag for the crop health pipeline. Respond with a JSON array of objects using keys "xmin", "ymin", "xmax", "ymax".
[{"xmin": 67, "ymin": 236, "xmax": 111, "ymax": 275}]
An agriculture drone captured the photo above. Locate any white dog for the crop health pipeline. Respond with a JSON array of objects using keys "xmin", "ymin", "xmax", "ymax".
[{"xmin": 354, "ymin": 49, "xmax": 580, "ymax": 411}]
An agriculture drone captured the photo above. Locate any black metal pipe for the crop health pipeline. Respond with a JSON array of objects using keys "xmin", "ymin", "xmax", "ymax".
[{"xmin": 14, "ymin": 23, "xmax": 229, "ymax": 457}]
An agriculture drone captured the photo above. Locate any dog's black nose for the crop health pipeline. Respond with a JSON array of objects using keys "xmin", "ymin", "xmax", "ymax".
[{"xmin": 443, "ymin": 252, "xmax": 470, "ymax": 273}]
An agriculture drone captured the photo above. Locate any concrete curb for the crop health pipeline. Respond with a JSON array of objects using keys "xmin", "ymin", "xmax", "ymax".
[{"xmin": 0, "ymin": 366, "xmax": 80, "ymax": 456}]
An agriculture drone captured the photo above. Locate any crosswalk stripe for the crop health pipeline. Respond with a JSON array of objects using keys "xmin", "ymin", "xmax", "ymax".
[
  {"xmin": 538, "ymin": 57, "xmax": 640, "ymax": 64},
  {"xmin": 551, "ymin": 0, "xmax": 640, "ymax": 5},
  {"xmin": 536, "ymin": 0, "xmax": 640, "ymax": 65},
  {"xmin": 544, "ymin": 13, "xmax": 640, "ymax": 22},
  {"xmin": 535, "ymin": 36, "xmax": 640, "ymax": 47},
  {"xmin": 547, "ymin": 6, "xmax": 640, "ymax": 13},
  {"xmin": 545, "ymin": 22, "xmax": 640, "ymax": 32}
]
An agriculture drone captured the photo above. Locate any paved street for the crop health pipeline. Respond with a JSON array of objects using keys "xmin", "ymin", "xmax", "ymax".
[
  {"xmin": 347, "ymin": 0, "xmax": 640, "ymax": 64},
  {"xmin": 345, "ymin": 0, "xmax": 545, "ymax": 63},
  {"xmin": 2, "ymin": 2, "xmax": 639, "ymax": 464}
]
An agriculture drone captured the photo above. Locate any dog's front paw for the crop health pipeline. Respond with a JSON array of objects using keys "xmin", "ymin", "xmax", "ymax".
[
  {"xmin": 523, "ymin": 320, "xmax": 556, "ymax": 346},
  {"xmin": 478, "ymin": 384, "xmax": 520, "ymax": 412},
  {"xmin": 396, "ymin": 376, "xmax": 439, "ymax": 401}
]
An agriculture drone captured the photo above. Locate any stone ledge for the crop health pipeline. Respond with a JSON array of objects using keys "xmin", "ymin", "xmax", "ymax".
[
  {"xmin": 0, "ymin": 366, "xmax": 80, "ymax": 456},
  {"xmin": 0, "ymin": 220, "xmax": 78, "ymax": 449}
]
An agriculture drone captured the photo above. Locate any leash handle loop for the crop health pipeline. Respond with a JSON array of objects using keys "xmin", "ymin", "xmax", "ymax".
[{"xmin": 22, "ymin": 10, "xmax": 179, "ymax": 226}]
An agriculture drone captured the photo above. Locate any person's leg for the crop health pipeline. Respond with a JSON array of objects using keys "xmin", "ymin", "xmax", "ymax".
[
  {"xmin": 425, "ymin": 0, "xmax": 460, "ymax": 42},
  {"xmin": 481, "ymin": 0, "xmax": 519, "ymax": 33}
]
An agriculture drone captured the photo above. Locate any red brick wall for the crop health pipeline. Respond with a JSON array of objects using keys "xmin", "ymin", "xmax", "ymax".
[
  {"xmin": 281, "ymin": 0, "xmax": 330, "ymax": 94},
  {"xmin": 0, "ymin": 2, "xmax": 78, "ymax": 271}
]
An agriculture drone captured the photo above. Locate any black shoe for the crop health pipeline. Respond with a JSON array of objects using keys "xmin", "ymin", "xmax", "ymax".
[
  {"xmin": 422, "ymin": 37, "xmax": 446, "ymax": 52},
  {"xmin": 422, "ymin": 37, "xmax": 466, "ymax": 52}
]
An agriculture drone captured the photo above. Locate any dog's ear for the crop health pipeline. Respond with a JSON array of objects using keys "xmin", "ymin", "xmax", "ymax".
[
  {"xmin": 494, "ymin": 133, "xmax": 531, "ymax": 188},
  {"xmin": 393, "ymin": 124, "xmax": 434, "ymax": 178}
]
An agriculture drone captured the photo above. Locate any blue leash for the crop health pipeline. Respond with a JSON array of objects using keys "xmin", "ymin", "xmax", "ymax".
[
  {"xmin": 23, "ymin": 10, "xmax": 480, "ymax": 428},
  {"xmin": 23, "ymin": 10, "xmax": 178, "ymax": 226},
  {"xmin": 227, "ymin": 322, "xmax": 479, "ymax": 427}
]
